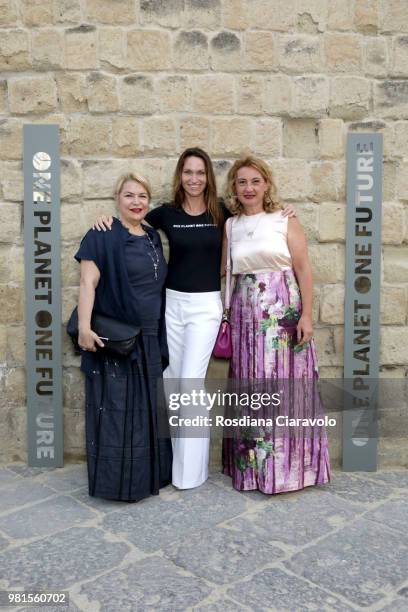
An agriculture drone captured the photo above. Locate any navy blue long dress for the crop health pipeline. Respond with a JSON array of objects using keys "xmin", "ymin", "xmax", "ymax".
[{"xmin": 75, "ymin": 218, "xmax": 172, "ymax": 501}]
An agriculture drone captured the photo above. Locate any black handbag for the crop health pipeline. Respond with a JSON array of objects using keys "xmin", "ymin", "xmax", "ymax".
[{"xmin": 67, "ymin": 307, "xmax": 141, "ymax": 357}]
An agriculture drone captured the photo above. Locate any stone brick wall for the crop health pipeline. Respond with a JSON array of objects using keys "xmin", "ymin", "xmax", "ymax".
[{"xmin": 0, "ymin": 0, "xmax": 407, "ymax": 465}]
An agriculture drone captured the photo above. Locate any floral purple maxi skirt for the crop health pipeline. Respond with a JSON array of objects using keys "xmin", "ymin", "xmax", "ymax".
[{"xmin": 222, "ymin": 270, "xmax": 331, "ymax": 494}]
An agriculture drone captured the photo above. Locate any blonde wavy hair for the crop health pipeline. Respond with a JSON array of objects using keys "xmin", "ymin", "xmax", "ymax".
[
  {"xmin": 225, "ymin": 155, "xmax": 282, "ymax": 215},
  {"xmin": 113, "ymin": 173, "xmax": 152, "ymax": 201}
]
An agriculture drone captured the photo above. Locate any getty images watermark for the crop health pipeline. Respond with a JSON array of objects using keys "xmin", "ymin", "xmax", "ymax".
[{"xmin": 166, "ymin": 389, "xmax": 337, "ymax": 429}]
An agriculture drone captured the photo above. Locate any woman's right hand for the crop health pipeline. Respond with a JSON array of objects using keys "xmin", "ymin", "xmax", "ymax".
[
  {"xmin": 93, "ymin": 215, "xmax": 113, "ymax": 231},
  {"xmin": 78, "ymin": 328, "xmax": 105, "ymax": 352}
]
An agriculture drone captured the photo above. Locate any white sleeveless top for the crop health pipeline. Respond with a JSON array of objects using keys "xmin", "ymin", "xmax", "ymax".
[{"xmin": 230, "ymin": 211, "xmax": 292, "ymax": 274}]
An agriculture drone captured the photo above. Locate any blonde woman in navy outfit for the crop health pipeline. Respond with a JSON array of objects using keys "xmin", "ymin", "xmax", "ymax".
[{"xmin": 92, "ymin": 148, "xmax": 295, "ymax": 489}]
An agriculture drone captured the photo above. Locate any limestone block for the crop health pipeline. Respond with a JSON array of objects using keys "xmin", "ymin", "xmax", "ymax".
[
  {"xmin": 7, "ymin": 245, "xmax": 24, "ymax": 284},
  {"xmin": 0, "ymin": 80, "xmax": 6, "ymax": 113},
  {"xmin": 4, "ymin": 367, "xmax": 25, "ymax": 405},
  {"xmin": 184, "ymin": 0, "xmax": 221, "ymax": 29},
  {"xmin": 248, "ymin": 0, "xmax": 297, "ymax": 31},
  {"xmin": 192, "ymin": 75, "xmax": 235, "ymax": 114},
  {"xmin": 330, "ymin": 77, "xmax": 371, "ymax": 120},
  {"xmin": 158, "ymin": 76, "xmax": 191, "ymax": 113},
  {"xmin": 355, "ymin": 0, "xmax": 380, "ymax": 32},
  {"xmin": 308, "ymin": 244, "xmax": 342, "ymax": 283},
  {"xmin": 112, "ymin": 117, "xmax": 141, "ymax": 157},
  {"xmin": 0, "ymin": 202, "xmax": 21, "ymax": 243},
  {"xmin": 263, "ymin": 75, "xmax": 292, "ymax": 116},
  {"xmin": 0, "ymin": 285, "xmax": 23, "ymax": 324},
  {"xmin": 210, "ymin": 31, "xmax": 241, "ymax": 71},
  {"xmin": 291, "ymin": 76, "xmax": 329, "ymax": 118},
  {"xmin": 0, "ymin": 246, "xmax": 10, "ymax": 284},
  {"xmin": 61, "ymin": 160, "xmax": 82, "ymax": 201},
  {"xmin": 380, "ymin": 327, "xmax": 408, "ymax": 365},
  {"xmin": 318, "ymin": 118, "xmax": 344, "ymax": 159},
  {"xmin": 221, "ymin": 0, "xmax": 247, "ymax": 30},
  {"xmin": 295, "ymin": 202, "xmax": 319, "ymax": 242},
  {"xmin": 393, "ymin": 121, "xmax": 408, "ymax": 157},
  {"xmin": 363, "ymin": 37, "xmax": 389, "ymax": 78},
  {"xmin": 80, "ymin": 199, "xmax": 116, "ymax": 231},
  {"xmin": 283, "ymin": 119, "xmax": 319, "ymax": 160},
  {"xmin": 320, "ymin": 284, "xmax": 345, "ymax": 324},
  {"xmin": 318, "ymin": 202, "xmax": 345, "ymax": 242},
  {"xmin": 62, "ymin": 287, "xmax": 79, "ymax": 323},
  {"xmin": 396, "ymin": 160, "xmax": 408, "ymax": 200},
  {"xmin": 383, "ymin": 161, "xmax": 397, "ymax": 201},
  {"xmin": 391, "ymin": 36, "xmax": 408, "ymax": 77},
  {"xmin": 273, "ymin": 160, "xmax": 311, "ymax": 201},
  {"xmin": 0, "ymin": 0, "xmax": 18, "ymax": 26},
  {"xmin": 0, "ymin": 119, "xmax": 22, "ymax": 161},
  {"xmin": 310, "ymin": 161, "xmax": 343, "ymax": 202},
  {"xmin": 22, "ymin": 0, "xmax": 53, "ymax": 26},
  {"xmin": 238, "ymin": 75, "xmax": 264, "ymax": 115},
  {"xmin": 380, "ymin": 0, "xmax": 408, "ymax": 34},
  {"xmin": 211, "ymin": 118, "xmax": 252, "ymax": 156},
  {"xmin": 61, "ymin": 204, "xmax": 86, "ymax": 243},
  {"xmin": 32, "ymin": 29, "xmax": 64, "ymax": 70},
  {"xmin": 65, "ymin": 25, "xmax": 98, "ymax": 70},
  {"xmin": 127, "ymin": 30, "xmax": 171, "ymax": 71},
  {"xmin": 254, "ymin": 119, "xmax": 282, "ymax": 157},
  {"xmin": 0, "ymin": 324, "xmax": 6, "ymax": 363},
  {"xmin": 380, "ymin": 286, "xmax": 407, "ymax": 325},
  {"xmin": 54, "ymin": 0, "xmax": 81, "ymax": 24},
  {"xmin": 179, "ymin": 117, "xmax": 210, "ymax": 151},
  {"xmin": 0, "ymin": 404, "xmax": 26, "ymax": 462},
  {"xmin": 244, "ymin": 32, "xmax": 276, "ymax": 71},
  {"xmin": 140, "ymin": 0, "xmax": 184, "ymax": 28},
  {"xmin": 119, "ymin": 75, "xmax": 156, "ymax": 114},
  {"xmin": 374, "ymin": 80, "xmax": 408, "ymax": 119},
  {"xmin": 82, "ymin": 160, "xmax": 137, "ymax": 199},
  {"xmin": 0, "ymin": 162, "xmax": 23, "ymax": 201},
  {"xmin": 278, "ymin": 35, "xmax": 322, "ymax": 73},
  {"xmin": 296, "ymin": 0, "xmax": 328, "ymax": 34},
  {"xmin": 383, "ymin": 247, "xmax": 408, "ymax": 283},
  {"xmin": 173, "ymin": 31, "xmax": 209, "ymax": 71},
  {"xmin": 56, "ymin": 74, "xmax": 87, "ymax": 112},
  {"xmin": 66, "ymin": 116, "xmax": 111, "ymax": 156},
  {"xmin": 99, "ymin": 28, "xmax": 126, "ymax": 71},
  {"xmin": 327, "ymin": 0, "xmax": 354, "ymax": 31},
  {"xmin": 63, "ymin": 366, "xmax": 85, "ymax": 409},
  {"xmin": 6, "ymin": 325, "xmax": 25, "ymax": 365},
  {"xmin": 8, "ymin": 75, "xmax": 58, "ymax": 115},
  {"xmin": 0, "ymin": 30, "xmax": 30, "ymax": 71},
  {"xmin": 382, "ymin": 202, "xmax": 405, "ymax": 245},
  {"xmin": 142, "ymin": 118, "xmax": 177, "ymax": 155},
  {"xmin": 325, "ymin": 33, "xmax": 362, "ymax": 73},
  {"xmin": 313, "ymin": 327, "xmax": 341, "ymax": 367},
  {"xmin": 87, "ymin": 73, "xmax": 119, "ymax": 113},
  {"xmin": 85, "ymin": 0, "xmax": 136, "ymax": 23}
]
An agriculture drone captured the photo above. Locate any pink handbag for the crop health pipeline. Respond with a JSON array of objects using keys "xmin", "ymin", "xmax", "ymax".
[{"xmin": 213, "ymin": 217, "xmax": 233, "ymax": 359}]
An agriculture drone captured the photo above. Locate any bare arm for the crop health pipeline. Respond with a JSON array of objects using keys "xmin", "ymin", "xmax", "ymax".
[
  {"xmin": 77, "ymin": 260, "xmax": 104, "ymax": 352},
  {"xmin": 287, "ymin": 217, "xmax": 313, "ymax": 346}
]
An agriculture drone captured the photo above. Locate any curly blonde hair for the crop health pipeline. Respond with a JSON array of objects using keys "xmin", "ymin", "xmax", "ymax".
[
  {"xmin": 225, "ymin": 155, "xmax": 281, "ymax": 215},
  {"xmin": 113, "ymin": 173, "xmax": 152, "ymax": 201}
]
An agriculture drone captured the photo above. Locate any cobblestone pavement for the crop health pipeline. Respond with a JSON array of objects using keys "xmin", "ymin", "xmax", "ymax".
[{"xmin": 0, "ymin": 464, "xmax": 407, "ymax": 611}]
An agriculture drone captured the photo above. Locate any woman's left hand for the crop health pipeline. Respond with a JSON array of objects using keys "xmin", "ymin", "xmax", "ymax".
[
  {"xmin": 282, "ymin": 204, "xmax": 297, "ymax": 217},
  {"xmin": 297, "ymin": 314, "xmax": 313, "ymax": 346}
]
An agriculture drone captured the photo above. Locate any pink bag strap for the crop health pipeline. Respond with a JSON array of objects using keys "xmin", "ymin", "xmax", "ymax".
[{"xmin": 224, "ymin": 216, "xmax": 233, "ymax": 312}]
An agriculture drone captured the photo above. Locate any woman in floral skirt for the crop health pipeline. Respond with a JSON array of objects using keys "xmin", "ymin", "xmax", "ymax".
[{"xmin": 222, "ymin": 155, "xmax": 330, "ymax": 494}]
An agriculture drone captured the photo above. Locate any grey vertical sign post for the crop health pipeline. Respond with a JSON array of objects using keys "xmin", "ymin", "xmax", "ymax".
[
  {"xmin": 343, "ymin": 133, "xmax": 383, "ymax": 471},
  {"xmin": 24, "ymin": 125, "xmax": 63, "ymax": 467}
]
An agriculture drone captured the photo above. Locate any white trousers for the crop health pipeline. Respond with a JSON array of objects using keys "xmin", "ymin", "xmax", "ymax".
[{"xmin": 164, "ymin": 288, "xmax": 222, "ymax": 489}]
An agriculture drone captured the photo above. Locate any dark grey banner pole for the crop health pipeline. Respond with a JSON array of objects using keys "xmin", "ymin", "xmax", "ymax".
[
  {"xmin": 343, "ymin": 133, "xmax": 383, "ymax": 471},
  {"xmin": 23, "ymin": 125, "xmax": 63, "ymax": 467}
]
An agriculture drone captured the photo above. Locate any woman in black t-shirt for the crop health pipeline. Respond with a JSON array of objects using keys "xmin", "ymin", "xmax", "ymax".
[{"xmin": 92, "ymin": 148, "xmax": 294, "ymax": 490}]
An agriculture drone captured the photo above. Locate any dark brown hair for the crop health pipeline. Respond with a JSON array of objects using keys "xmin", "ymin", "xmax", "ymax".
[{"xmin": 172, "ymin": 147, "xmax": 223, "ymax": 228}]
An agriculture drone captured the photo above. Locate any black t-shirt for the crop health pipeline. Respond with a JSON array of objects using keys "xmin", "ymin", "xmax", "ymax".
[{"xmin": 145, "ymin": 202, "xmax": 231, "ymax": 293}]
